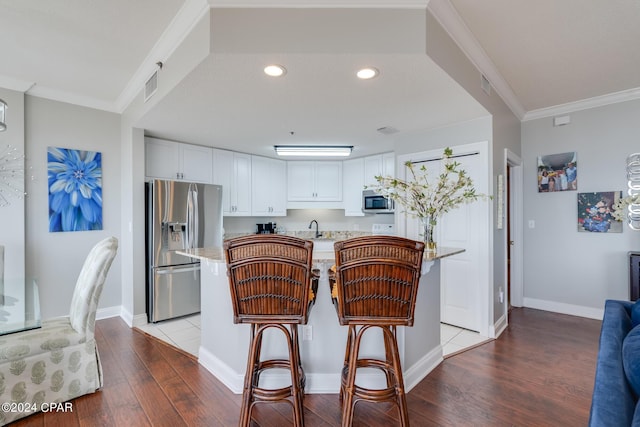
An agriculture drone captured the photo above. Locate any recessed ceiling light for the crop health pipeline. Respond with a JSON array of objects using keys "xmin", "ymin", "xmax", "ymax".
[
  {"xmin": 356, "ymin": 67, "xmax": 379, "ymax": 80},
  {"xmin": 264, "ymin": 64, "xmax": 286, "ymax": 77}
]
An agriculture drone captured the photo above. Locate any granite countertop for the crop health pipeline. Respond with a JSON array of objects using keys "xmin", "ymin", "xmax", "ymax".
[
  {"xmin": 177, "ymin": 247, "xmax": 225, "ymax": 262},
  {"xmin": 176, "ymin": 245, "xmax": 464, "ymax": 263}
]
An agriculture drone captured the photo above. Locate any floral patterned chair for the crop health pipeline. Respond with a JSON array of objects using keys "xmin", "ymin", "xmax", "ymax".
[{"xmin": 0, "ymin": 236, "xmax": 118, "ymax": 425}]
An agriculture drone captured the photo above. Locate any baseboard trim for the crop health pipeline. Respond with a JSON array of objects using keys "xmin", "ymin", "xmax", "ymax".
[
  {"xmin": 96, "ymin": 305, "xmax": 121, "ymax": 321},
  {"xmin": 523, "ymin": 297, "xmax": 603, "ymax": 320},
  {"xmin": 197, "ymin": 344, "xmax": 441, "ymax": 395},
  {"xmin": 403, "ymin": 345, "xmax": 443, "ymax": 393},
  {"xmin": 492, "ymin": 313, "xmax": 508, "ymax": 338},
  {"xmin": 198, "ymin": 346, "xmax": 244, "ymax": 394},
  {"xmin": 131, "ymin": 313, "xmax": 148, "ymax": 328}
]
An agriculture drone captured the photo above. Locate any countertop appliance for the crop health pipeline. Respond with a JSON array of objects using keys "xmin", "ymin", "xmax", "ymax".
[
  {"xmin": 146, "ymin": 179, "xmax": 223, "ymax": 323},
  {"xmin": 256, "ymin": 222, "xmax": 276, "ymax": 234},
  {"xmin": 362, "ymin": 190, "xmax": 394, "ymax": 214}
]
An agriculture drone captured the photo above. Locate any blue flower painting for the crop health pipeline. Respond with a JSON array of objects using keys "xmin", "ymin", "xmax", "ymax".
[{"xmin": 48, "ymin": 147, "xmax": 102, "ymax": 232}]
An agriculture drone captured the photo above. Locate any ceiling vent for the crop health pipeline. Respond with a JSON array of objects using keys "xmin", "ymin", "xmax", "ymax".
[
  {"xmin": 144, "ymin": 70, "xmax": 158, "ymax": 103},
  {"xmin": 481, "ymin": 74, "xmax": 492, "ymax": 95},
  {"xmin": 377, "ymin": 126, "xmax": 399, "ymax": 135}
]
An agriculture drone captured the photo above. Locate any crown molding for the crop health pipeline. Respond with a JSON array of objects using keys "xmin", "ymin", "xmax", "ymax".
[
  {"xmin": 0, "ymin": 75, "xmax": 35, "ymax": 93},
  {"xmin": 427, "ymin": 0, "xmax": 525, "ymax": 120},
  {"xmin": 114, "ymin": 0, "xmax": 211, "ymax": 113},
  {"xmin": 0, "ymin": 74, "xmax": 116, "ymax": 113},
  {"xmin": 523, "ymin": 87, "xmax": 640, "ymax": 121},
  {"xmin": 26, "ymin": 85, "xmax": 116, "ymax": 112},
  {"xmin": 207, "ymin": 0, "xmax": 429, "ymax": 7}
]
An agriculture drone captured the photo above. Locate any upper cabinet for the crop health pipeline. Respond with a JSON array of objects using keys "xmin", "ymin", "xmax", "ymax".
[
  {"xmin": 147, "ymin": 138, "xmax": 395, "ymax": 216},
  {"xmin": 213, "ymin": 149, "xmax": 252, "ymax": 216},
  {"xmin": 251, "ymin": 156, "xmax": 286, "ymax": 216},
  {"xmin": 145, "ymin": 137, "xmax": 213, "ymax": 183},
  {"xmin": 363, "ymin": 152, "xmax": 395, "ymax": 188},
  {"xmin": 287, "ymin": 161, "xmax": 342, "ymax": 202}
]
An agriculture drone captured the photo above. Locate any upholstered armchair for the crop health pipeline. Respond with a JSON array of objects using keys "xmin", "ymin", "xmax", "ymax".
[{"xmin": 0, "ymin": 236, "xmax": 118, "ymax": 425}]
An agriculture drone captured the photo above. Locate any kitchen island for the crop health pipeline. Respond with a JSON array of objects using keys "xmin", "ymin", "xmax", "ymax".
[{"xmin": 177, "ymin": 245, "xmax": 463, "ymax": 394}]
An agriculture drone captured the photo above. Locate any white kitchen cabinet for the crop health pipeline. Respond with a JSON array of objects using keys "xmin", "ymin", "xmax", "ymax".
[
  {"xmin": 342, "ymin": 158, "xmax": 365, "ymax": 216},
  {"xmin": 251, "ymin": 155, "xmax": 286, "ymax": 216},
  {"xmin": 363, "ymin": 152, "xmax": 395, "ymax": 188},
  {"xmin": 213, "ymin": 149, "xmax": 252, "ymax": 216},
  {"xmin": 145, "ymin": 137, "xmax": 213, "ymax": 183},
  {"xmin": 287, "ymin": 161, "xmax": 342, "ymax": 202}
]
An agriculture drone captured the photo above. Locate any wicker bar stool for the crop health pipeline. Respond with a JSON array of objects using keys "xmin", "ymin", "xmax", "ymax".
[
  {"xmin": 329, "ymin": 236, "xmax": 425, "ymax": 427},
  {"xmin": 224, "ymin": 235, "xmax": 319, "ymax": 427}
]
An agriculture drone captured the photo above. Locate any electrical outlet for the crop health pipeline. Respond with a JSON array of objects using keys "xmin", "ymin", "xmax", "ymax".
[{"xmin": 302, "ymin": 325, "xmax": 312, "ymax": 341}]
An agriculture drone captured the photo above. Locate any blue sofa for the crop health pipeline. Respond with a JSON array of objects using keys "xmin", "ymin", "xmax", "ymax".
[{"xmin": 589, "ymin": 299, "xmax": 640, "ymax": 426}]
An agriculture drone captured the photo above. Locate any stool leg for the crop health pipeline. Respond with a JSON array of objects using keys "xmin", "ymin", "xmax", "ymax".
[
  {"xmin": 340, "ymin": 325, "xmax": 355, "ymax": 404},
  {"xmin": 383, "ymin": 325, "xmax": 409, "ymax": 427},
  {"xmin": 342, "ymin": 325, "xmax": 366, "ymax": 427},
  {"xmin": 288, "ymin": 324, "xmax": 305, "ymax": 427},
  {"xmin": 292, "ymin": 324, "xmax": 306, "ymax": 398},
  {"xmin": 240, "ymin": 323, "xmax": 261, "ymax": 427},
  {"xmin": 383, "ymin": 327, "xmax": 395, "ymax": 389}
]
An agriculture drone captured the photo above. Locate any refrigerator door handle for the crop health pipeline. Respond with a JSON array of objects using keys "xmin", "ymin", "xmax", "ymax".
[
  {"xmin": 186, "ymin": 183, "xmax": 198, "ymax": 249},
  {"xmin": 155, "ymin": 265, "xmax": 200, "ymax": 275},
  {"xmin": 193, "ymin": 185, "xmax": 199, "ymax": 248}
]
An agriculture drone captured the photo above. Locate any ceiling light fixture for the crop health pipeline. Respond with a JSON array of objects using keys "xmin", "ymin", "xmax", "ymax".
[
  {"xmin": 0, "ymin": 99, "xmax": 7, "ymax": 131},
  {"xmin": 356, "ymin": 67, "xmax": 379, "ymax": 80},
  {"xmin": 264, "ymin": 64, "xmax": 287, "ymax": 77},
  {"xmin": 274, "ymin": 145, "xmax": 353, "ymax": 157}
]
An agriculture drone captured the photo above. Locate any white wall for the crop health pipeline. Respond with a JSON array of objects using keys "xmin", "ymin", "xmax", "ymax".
[
  {"xmin": 0, "ymin": 88, "xmax": 25, "ymax": 282},
  {"xmin": 25, "ymin": 96, "xmax": 122, "ymax": 319},
  {"xmin": 522, "ymin": 99, "xmax": 640, "ymax": 317},
  {"xmin": 424, "ymin": 10, "xmax": 522, "ymax": 326}
]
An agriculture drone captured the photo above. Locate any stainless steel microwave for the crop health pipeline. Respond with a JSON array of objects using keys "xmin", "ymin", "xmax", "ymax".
[{"xmin": 362, "ymin": 190, "xmax": 394, "ymax": 214}]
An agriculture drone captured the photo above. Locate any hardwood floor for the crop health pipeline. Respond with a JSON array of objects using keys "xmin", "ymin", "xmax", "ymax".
[{"xmin": 11, "ymin": 308, "xmax": 601, "ymax": 426}]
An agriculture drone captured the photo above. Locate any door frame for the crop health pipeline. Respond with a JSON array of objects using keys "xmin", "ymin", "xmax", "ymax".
[
  {"xmin": 505, "ymin": 149, "xmax": 524, "ymax": 310},
  {"xmin": 396, "ymin": 141, "xmax": 492, "ymax": 337}
]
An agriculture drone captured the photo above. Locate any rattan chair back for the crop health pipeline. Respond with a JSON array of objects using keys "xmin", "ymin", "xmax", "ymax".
[
  {"xmin": 333, "ymin": 236, "xmax": 425, "ymax": 327},
  {"xmin": 224, "ymin": 234, "xmax": 315, "ymax": 324}
]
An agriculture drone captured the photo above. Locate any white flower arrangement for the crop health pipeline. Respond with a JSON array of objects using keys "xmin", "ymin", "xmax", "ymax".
[
  {"xmin": 612, "ymin": 194, "xmax": 640, "ymax": 222},
  {"xmin": 369, "ymin": 147, "xmax": 490, "ymax": 229}
]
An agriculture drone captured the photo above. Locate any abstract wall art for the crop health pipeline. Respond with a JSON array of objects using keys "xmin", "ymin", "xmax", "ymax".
[{"xmin": 48, "ymin": 147, "xmax": 102, "ymax": 232}]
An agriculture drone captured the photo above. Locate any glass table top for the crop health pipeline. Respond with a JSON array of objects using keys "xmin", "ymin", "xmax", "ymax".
[{"xmin": 0, "ymin": 278, "xmax": 41, "ymax": 336}]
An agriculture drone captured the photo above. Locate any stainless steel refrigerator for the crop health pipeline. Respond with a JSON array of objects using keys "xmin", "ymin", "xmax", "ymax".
[{"xmin": 146, "ymin": 179, "xmax": 223, "ymax": 323}]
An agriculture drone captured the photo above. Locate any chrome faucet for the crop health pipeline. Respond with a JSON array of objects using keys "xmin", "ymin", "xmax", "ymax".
[{"xmin": 308, "ymin": 219, "xmax": 322, "ymax": 238}]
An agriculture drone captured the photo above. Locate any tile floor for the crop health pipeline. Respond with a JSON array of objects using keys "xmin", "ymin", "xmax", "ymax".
[
  {"xmin": 136, "ymin": 314, "xmax": 490, "ymax": 359},
  {"xmin": 136, "ymin": 314, "xmax": 202, "ymax": 357},
  {"xmin": 440, "ymin": 323, "xmax": 490, "ymax": 357}
]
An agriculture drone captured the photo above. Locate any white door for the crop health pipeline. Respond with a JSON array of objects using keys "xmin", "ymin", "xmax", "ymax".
[{"xmin": 397, "ymin": 142, "xmax": 490, "ymax": 333}]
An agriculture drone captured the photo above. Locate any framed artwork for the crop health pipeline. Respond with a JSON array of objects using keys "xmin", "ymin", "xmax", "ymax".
[
  {"xmin": 577, "ymin": 191, "xmax": 623, "ymax": 233},
  {"xmin": 48, "ymin": 147, "xmax": 103, "ymax": 232},
  {"xmin": 537, "ymin": 151, "xmax": 577, "ymax": 192}
]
